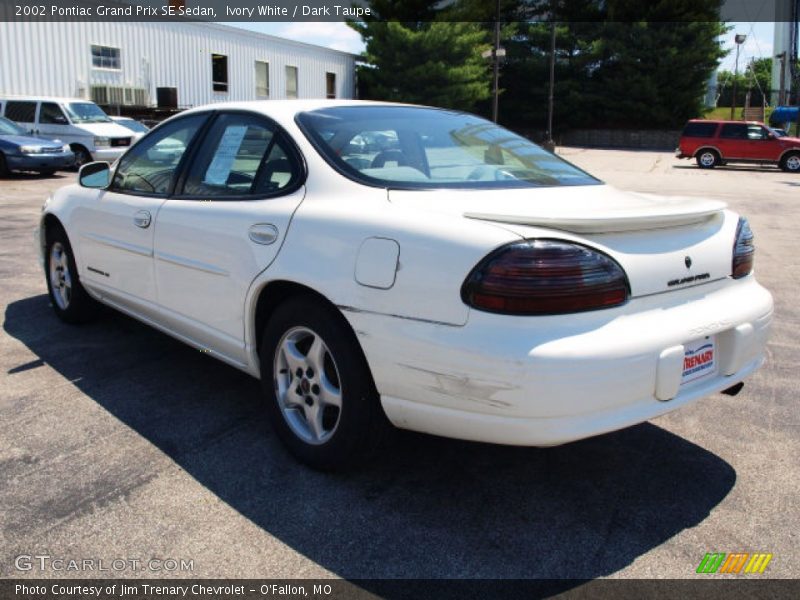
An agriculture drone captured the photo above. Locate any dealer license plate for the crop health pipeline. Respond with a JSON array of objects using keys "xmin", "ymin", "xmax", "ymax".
[{"xmin": 681, "ymin": 337, "xmax": 717, "ymax": 385}]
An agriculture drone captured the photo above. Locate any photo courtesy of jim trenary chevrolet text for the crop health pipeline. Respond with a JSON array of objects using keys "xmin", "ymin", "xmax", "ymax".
[{"xmin": 0, "ymin": 0, "xmax": 798, "ymax": 598}]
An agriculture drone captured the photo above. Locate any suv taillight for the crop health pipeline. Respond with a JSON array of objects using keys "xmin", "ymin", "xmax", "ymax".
[
  {"xmin": 732, "ymin": 217, "xmax": 754, "ymax": 279},
  {"xmin": 461, "ymin": 240, "xmax": 630, "ymax": 315}
]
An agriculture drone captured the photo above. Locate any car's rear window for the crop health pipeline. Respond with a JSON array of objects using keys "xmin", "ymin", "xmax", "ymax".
[
  {"xmin": 296, "ymin": 106, "xmax": 599, "ymax": 189},
  {"xmin": 682, "ymin": 122, "xmax": 718, "ymax": 138}
]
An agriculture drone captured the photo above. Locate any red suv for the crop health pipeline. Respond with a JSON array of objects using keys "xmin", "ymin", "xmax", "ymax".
[{"xmin": 677, "ymin": 119, "xmax": 800, "ymax": 172}]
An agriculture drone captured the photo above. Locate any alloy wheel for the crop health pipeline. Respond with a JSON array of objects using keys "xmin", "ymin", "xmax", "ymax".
[
  {"xmin": 273, "ymin": 326, "xmax": 343, "ymax": 445},
  {"xmin": 49, "ymin": 242, "xmax": 72, "ymax": 310}
]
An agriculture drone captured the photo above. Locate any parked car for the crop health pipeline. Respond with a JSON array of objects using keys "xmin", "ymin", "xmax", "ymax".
[
  {"xmin": 676, "ymin": 119, "xmax": 800, "ymax": 172},
  {"xmin": 37, "ymin": 101, "xmax": 773, "ymax": 470},
  {"xmin": 0, "ymin": 96, "xmax": 135, "ymax": 167},
  {"xmin": 769, "ymin": 105, "xmax": 799, "ymax": 134},
  {"xmin": 0, "ymin": 116, "xmax": 74, "ymax": 176},
  {"xmin": 110, "ymin": 116, "xmax": 150, "ymax": 142}
]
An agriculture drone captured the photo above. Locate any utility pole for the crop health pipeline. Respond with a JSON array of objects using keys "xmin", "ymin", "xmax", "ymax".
[
  {"xmin": 544, "ymin": 21, "xmax": 556, "ymax": 151},
  {"xmin": 731, "ymin": 34, "xmax": 746, "ymax": 120},
  {"xmin": 492, "ymin": 0, "xmax": 500, "ymax": 123},
  {"xmin": 775, "ymin": 51, "xmax": 787, "ymax": 106}
]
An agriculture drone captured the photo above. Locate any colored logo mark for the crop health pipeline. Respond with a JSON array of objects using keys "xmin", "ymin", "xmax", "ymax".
[{"xmin": 696, "ymin": 552, "xmax": 773, "ymax": 574}]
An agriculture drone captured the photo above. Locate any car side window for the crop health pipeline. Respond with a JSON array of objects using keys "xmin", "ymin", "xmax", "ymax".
[
  {"xmin": 5, "ymin": 101, "xmax": 37, "ymax": 123},
  {"xmin": 40, "ymin": 103, "xmax": 69, "ymax": 125},
  {"xmin": 720, "ymin": 124, "xmax": 747, "ymax": 140},
  {"xmin": 182, "ymin": 113, "xmax": 300, "ymax": 198},
  {"xmin": 747, "ymin": 125, "xmax": 768, "ymax": 140},
  {"xmin": 110, "ymin": 114, "xmax": 208, "ymax": 196}
]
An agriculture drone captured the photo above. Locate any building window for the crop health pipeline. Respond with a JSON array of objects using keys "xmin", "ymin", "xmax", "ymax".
[
  {"xmin": 91, "ymin": 45, "xmax": 121, "ymax": 70},
  {"xmin": 286, "ymin": 66, "xmax": 298, "ymax": 99},
  {"xmin": 326, "ymin": 73, "xmax": 336, "ymax": 99},
  {"xmin": 212, "ymin": 54, "xmax": 229, "ymax": 92},
  {"xmin": 255, "ymin": 61, "xmax": 270, "ymax": 98}
]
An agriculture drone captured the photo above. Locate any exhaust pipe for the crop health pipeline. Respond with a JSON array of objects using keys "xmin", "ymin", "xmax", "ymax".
[{"xmin": 721, "ymin": 382, "xmax": 745, "ymax": 396}]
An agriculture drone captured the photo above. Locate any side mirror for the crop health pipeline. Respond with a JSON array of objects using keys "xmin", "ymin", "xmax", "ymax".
[
  {"xmin": 79, "ymin": 161, "xmax": 111, "ymax": 189},
  {"xmin": 767, "ymin": 132, "xmax": 776, "ymax": 140}
]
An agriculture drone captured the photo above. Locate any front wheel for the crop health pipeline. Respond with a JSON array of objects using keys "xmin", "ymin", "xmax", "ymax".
[
  {"xmin": 696, "ymin": 150, "xmax": 719, "ymax": 169},
  {"xmin": 0, "ymin": 152, "xmax": 9, "ymax": 177},
  {"xmin": 72, "ymin": 146, "xmax": 92, "ymax": 170},
  {"xmin": 780, "ymin": 152, "xmax": 800, "ymax": 173},
  {"xmin": 45, "ymin": 226, "xmax": 99, "ymax": 323},
  {"xmin": 260, "ymin": 296, "xmax": 387, "ymax": 470}
]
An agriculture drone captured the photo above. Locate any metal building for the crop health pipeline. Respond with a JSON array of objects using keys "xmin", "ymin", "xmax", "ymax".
[{"xmin": 0, "ymin": 21, "xmax": 357, "ymax": 112}]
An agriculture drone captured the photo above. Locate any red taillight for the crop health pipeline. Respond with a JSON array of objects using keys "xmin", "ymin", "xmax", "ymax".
[
  {"xmin": 461, "ymin": 240, "xmax": 629, "ymax": 315},
  {"xmin": 732, "ymin": 217, "xmax": 754, "ymax": 279}
]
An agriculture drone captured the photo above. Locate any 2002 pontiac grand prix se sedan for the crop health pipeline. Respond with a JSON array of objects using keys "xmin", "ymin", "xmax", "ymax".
[{"xmin": 36, "ymin": 100, "xmax": 773, "ymax": 469}]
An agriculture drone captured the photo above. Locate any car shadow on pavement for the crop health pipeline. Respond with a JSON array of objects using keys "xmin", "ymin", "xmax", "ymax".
[
  {"xmin": 672, "ymin": 164, "xmax": 782, "ymax": 174},
  {"xmin": 0, "ymin": 171, "xmax": 70, "ymax": 180},
  {"xmin": 4, "ymin": 295, "xmax": 736, "ymax": 586}
]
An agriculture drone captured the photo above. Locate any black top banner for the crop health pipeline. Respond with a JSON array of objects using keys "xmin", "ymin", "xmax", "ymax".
[{"xmin": 0, "ymin": 0, "xmax": 797, "ymax": 22}]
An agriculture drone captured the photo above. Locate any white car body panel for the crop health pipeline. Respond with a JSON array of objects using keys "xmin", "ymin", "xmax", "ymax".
[
  {"xmin": 152, "ymin": 188, "xmax": 306, "ymax": 366},
  {"xmin": 37, "ymin": 100, "xmax": 774, "ymax": 447}
]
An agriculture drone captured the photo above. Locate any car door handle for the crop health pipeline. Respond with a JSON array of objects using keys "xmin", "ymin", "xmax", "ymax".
[
  {"xmin": 133, "ymin": 210, "xmax": 152, "ymax": 229},
  {"xmin": 248, "ymin": 223, "xmax": 279, "ymax": 245}
]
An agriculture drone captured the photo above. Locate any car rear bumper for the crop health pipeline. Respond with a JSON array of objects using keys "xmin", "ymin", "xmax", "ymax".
[
  {"xmin": 7, "ymin": 152, "xmax": 74, "ymax": 171},
  {"xmin": 347, "ymin": 276, "xmax": 773, "ymax": 446}
]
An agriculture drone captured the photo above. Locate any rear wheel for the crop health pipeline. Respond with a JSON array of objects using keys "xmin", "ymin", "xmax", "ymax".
[
  {"xmin": 45, "ymin": 225, "xmax": 99, "ymax": 323},
  {"xmin": 696, "ymin": 149, "xmax": 719, "ymax": 169},
  {"xmin": 0, "ymin": 152, "xmax": 9, "ymax": 177},
  {"xmin": 260, "ymin": 296, "xmax": 387, "ymax": 470},
  {"xmin": 38, "ymin": 169, "xmax": 56, "ymax": 177},
  {"xmin": 780, "ymin": 152, "xmax": 800, "ymax": 173}
]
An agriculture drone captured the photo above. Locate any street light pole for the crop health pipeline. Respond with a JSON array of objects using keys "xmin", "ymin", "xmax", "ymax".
[{"xmin": 731, "ymin": 34, "xmax": 746, "ymax": 120}]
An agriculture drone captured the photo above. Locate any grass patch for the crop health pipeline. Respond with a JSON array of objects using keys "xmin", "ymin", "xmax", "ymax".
[{"xmin": 699, "ymin": 106, "xmax": 775, "ymax": 122}]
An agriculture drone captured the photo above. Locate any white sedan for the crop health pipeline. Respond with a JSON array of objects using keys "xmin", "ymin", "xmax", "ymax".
[{"xmin": 36, "ymin": 100, "xmax": 773, "ymax": 469}]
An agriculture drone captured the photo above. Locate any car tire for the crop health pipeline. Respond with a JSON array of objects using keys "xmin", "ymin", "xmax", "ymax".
[
  {"xmin": 0, "ymin": 152, "xmax": 9, "ymax": 177},
  {"xmin": 38, "ymin": 169, "xmax": 57, "ymax": 177},
  {"xmin": 71, "ymin": 146, "xmax": 92, "ymax": 170},
  {"xmin": 260, "ymin": 295, "xmax": 388, "ymax": 471},
  {"xmin": 696, "ymin": 150, "xmax": 719, "ymax": 169},
  {"xmin": 45, "ymin": 225, "xmax": 99, "ymax": 324},
  {"xmin": 780, "ymin": 152, "xmax": 800, "ymax": 173}
]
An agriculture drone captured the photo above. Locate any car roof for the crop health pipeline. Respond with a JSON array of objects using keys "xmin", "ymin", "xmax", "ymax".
[
  {"xmin": 687, "ymin": 119, "xmax": 765, "ymax": 125},
  {"xmin": 0, "ymin": 96, "xmax": 95, "ymax": 104},
  {"xmin": 179, "ymin": 99, "xmax": 426, "ymax": 120}
]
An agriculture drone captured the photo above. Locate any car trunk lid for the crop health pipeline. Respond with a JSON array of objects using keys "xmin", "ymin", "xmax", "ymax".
[{"xmin": 388, "ymin": 185, "xmax": 736, "ymax": 298}]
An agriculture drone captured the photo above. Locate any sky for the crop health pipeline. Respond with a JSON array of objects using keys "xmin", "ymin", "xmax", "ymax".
[
  {"xmin": 226, "ymin": 21, "xmax": 783, "ymax": 72},
  {"xmin": 224, "ymin": 22, "xmax": 366, "ymax": 54},
  {"xmin": 719, "ymin": 22, "xmax": 776, "ymax": 71}
]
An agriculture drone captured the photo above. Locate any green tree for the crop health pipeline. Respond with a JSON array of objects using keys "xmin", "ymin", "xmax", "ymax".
[
  {"xmin": 498, "ymin": 1, "xmax": 728, "ymax": 129},
  {"xmin": 717, "ymin": 57, "xmax": 773, "ymax": 107},
  {"xmin": 349, "ymin": 0, "xmax": 728, "ymax": 129},
  {"xmin": 349, "ymin": 1, "xmax": 492, "ymax": 111},
  {"xmin": 593, "ymin": 20, "xmax": 728, "ymax": 127}
]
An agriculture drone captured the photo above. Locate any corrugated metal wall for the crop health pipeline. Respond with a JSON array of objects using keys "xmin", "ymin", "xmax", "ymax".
[{"xmin": 0, "ymin": 21, "xmax": 356, "ymax": 106}]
